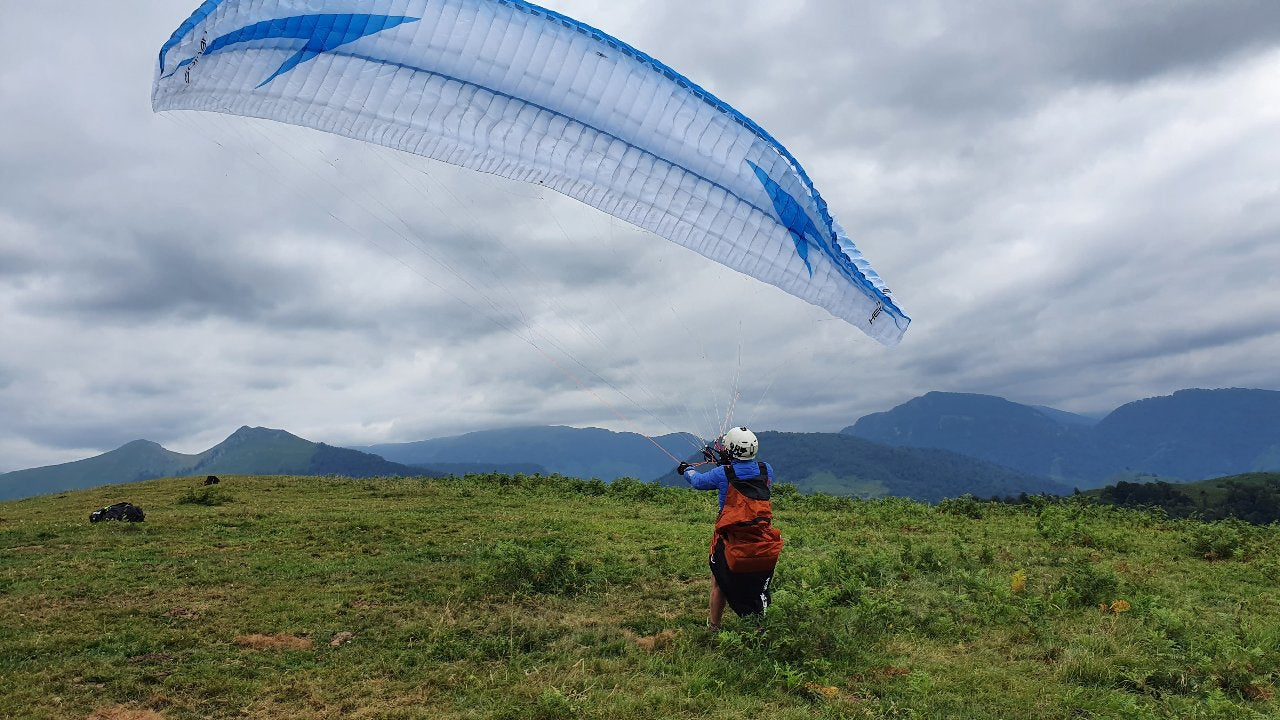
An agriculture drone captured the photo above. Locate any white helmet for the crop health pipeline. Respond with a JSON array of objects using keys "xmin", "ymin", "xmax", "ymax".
[{"xmin": 723, "ymin": 427, "xmax": 758, "ymax": 461}]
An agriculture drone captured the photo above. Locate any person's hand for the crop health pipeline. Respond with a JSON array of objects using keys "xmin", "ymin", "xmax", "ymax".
[{"xmin": 676, "ymin": 462, "xmax": 692, "ymax": 475}]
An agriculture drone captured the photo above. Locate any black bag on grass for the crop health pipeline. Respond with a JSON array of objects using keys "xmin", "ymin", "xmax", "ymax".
[{"xmin": 89, "ymin": 502, "xmax": 145, "ymax": 523}]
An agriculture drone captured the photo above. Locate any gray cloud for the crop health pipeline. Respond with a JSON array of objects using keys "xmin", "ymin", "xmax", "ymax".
[{"xmin": 1052, "ymin": 1, "xmax": 1280, "ymax": 84}]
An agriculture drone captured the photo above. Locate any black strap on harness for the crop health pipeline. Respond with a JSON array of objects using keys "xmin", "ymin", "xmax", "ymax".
[{"xmin": 723, "ymin": 462, "xmax": 771, "ymax": 501}]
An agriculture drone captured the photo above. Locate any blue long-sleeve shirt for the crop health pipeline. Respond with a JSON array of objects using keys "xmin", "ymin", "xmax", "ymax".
[{"xmin": 683, "ymin": 460, "xmax": 775, "ymax": 510}]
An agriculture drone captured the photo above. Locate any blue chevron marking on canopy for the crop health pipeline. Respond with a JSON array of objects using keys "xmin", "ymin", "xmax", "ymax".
[
  {"xmin": 159, "ymin": 0, "xmax": 229, "ymax": 73},
  {"xmin": 195, "ymin": 14, "xmax": 419, "ymax": 88}
]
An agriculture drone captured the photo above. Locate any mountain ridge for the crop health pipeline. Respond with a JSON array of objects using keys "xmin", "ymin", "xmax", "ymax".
[
  {"xmin": 353, "ymin": 425, "xmax": 700, "ymax": 482},
  {"xmin": 658, "ymin": 430, "xmax": 1073, "ymax": 502},
  {"xmin": 8, "ymin": 387, "xmax": 1277, "ymax": 501},
  {"xmin": 1, "ymin": 424, "xmax": 1064, "ymax": 504},
  {"xmin": 0, "ymin": 426, "xmax": 436, "ymax": 501},
  {"xmin": 844, "ymin": 388, "xmax": 1280, "ymax": 487}
]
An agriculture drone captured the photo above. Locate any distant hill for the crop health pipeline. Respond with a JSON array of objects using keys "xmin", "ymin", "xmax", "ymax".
[
  {"xmin": 1088, "ymin": 472, "xmax": 1280, "ymax": 525},
  {"xmin": 0, "ymin": 439, "xmax": 194, "ymax": 495},
  {"xmin": 0, "ymin": 427, "xmax": 437, "ymax": 501},
  {"xmin": 11, "ymin": 386, "xmax": 1275, "ymax": 502},
  {"xmin": 365, "ymin": 425, "xmax": 1070, "ymax": 501},
  {"xmin": 354, "ymin": 426, "xmax": 698, "ymax": 481},
  {"xmin": 844, "ymin": 388, "xmax": 1280, "ymax": 487},
  {"xmin": 844, "ymin": 392, "xmax": 1108, "ymax": 483},
  {"xmin": 1, "ymin": 423, "xmax": 1065, "ymax": 504},
  {"xmin": 411, "ymin": 462, "xmax": 547, "ymax": 476},
  {"xmin": 1093, "ymin": 389, "xmax": 1280, "ymax": 480},
  {"xmin": 0, "ymin": 423, "xmax": 1077, "ymax": 504},
  {"xmin": 1031, "ymin": 405, "xmax": 1100, "ymax": 427},
  {"xmin": 658, "ymin": 431, "xmax": 1072, "ymax": 502}
]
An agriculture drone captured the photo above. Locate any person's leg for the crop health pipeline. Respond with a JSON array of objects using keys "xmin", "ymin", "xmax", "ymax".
[{"xmin": 708, "ymin": 577, "xmax": 727, "ymax": 630}]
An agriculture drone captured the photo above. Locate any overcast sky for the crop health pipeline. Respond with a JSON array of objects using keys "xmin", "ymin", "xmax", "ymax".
[{"xmin": 2, "ymin": 1, "xmax": 1278, "ymax": 473}]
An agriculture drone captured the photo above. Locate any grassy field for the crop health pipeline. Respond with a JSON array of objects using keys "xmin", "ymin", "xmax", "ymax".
[{"xmin": 2, "ymin": 473, "xmax": 1279, "ymax": 719}]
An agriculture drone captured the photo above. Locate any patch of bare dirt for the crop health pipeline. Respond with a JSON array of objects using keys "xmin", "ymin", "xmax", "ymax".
[
  {"xmin": 1244, "ymin": 683, "xmax": 1276, "ymax": 701},
  {"xmin": 87, "ymin": 706, "xmax": 166, "ymax": 720},
  {"xmin": 633, "ymin": 629, "xmax": 677, "ymax": 652},
  {"xmin": 235, "ymin": 633, "xmax": 314, "ymax": 651}
]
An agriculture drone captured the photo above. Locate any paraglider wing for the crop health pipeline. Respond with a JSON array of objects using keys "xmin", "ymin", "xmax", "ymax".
[{"xmin": 154, "ymin": 0, "xmax": 910, "ymax": 344}]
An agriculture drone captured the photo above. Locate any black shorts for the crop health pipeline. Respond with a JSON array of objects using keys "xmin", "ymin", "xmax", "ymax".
[{"xmin": 709, "ymin": 537, "xmax": 773, "ymax": 617}]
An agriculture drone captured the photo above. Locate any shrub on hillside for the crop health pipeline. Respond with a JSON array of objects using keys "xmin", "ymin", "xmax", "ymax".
[
  {"xmin": 1053, "ymin": 559, "xmax": 1120, "ymax": 608},
  {"xmin": 937, "ymin": 494, "xmax": 986, "ymax": 519},
  {"xmin": 477, "ymin": 540, "xmax": 605, "ymax": 596},
  {"xmin": 1189, "ymin": 520, "xmax": 1248, "ymax": 560},
  {"xmin": 177, "ymin": 487, "xmax": 233, "ymax": 506}
]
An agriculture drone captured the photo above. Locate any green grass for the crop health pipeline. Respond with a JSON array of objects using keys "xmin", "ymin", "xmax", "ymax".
[{"xmin": 2, "ymin": 474, "xmax": 1279, "ymax": 719}]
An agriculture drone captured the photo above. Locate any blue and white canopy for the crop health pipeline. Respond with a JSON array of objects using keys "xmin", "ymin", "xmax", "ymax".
[{"xmin": 154, "ymin": 0, "xmax": 910, "ymax": 344}]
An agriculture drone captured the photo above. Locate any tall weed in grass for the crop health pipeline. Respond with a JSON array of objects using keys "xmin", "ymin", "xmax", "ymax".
[
  {"xmin": 1061, "ymin": 604, "xmax": 1280, "ymax": 704},
  {"xmin": 1187, "ymin": 518, "xmax": 1252, "ymax": 560},
  {"xmin": 176, "ymin": 486, "xmax": 233, "ymax": 506},
  {"xmin": 937, "ymin": 494, "xmax": 987, "ymax": 519},
  {"xmin": 475, "ymin": 539, "xmax": 616, "ymax": 596},
  {"xmin": 1052, "ymin": 557, "xmax": 1121, "ymax": 608}
]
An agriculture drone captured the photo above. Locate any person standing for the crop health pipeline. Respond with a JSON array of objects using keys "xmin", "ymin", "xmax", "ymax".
[{"xmin": 677, "ymin": 427, "xmax": 783, "ymax": 630}]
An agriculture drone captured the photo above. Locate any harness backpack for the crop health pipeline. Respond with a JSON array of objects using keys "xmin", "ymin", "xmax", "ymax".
[
  {"xmin": 89, "ymin": 502, "xmax": 145, "ymax": 523},
  {"xmin": 711, "ymin": 463, "xmax": 784, "ymax": 574}
]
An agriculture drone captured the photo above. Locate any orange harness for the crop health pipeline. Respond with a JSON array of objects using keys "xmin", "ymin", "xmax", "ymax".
[{"xmin": 709, "ymin": 463, "xmax": 784, "ymax": 574}]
